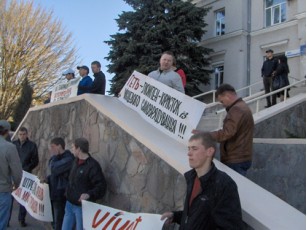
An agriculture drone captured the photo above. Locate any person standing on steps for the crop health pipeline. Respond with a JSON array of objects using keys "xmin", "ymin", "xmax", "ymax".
[
  {"xmin": 261, "ymin": 49, "xmax": 278, "ymax": 107},
  {"xmin": 148, "ymin": 51, "xmax": 185, "ymax": 93}
]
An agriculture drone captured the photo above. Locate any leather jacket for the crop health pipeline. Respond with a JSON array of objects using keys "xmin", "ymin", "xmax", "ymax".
[{"xmin": 211, "ymin": 98, "xmax": 254, "ymax": 164}]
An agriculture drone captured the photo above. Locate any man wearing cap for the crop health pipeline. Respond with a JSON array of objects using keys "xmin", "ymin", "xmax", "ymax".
[
  {"xmin": 62, "ymin": 68, "xmax": 75, "ymax": 81},
  {"xmin": 77, "ymin": 65, "xmax": 93, "ymax": 95},
  {"xmin": 0, "ymin": 120, "xmax": 22, "ymax": 229},
  {"xmin": 77, "ymin": 61, "xmax": 106, "ymax": 95},
  {"xmin": 261, "ymin": 49, "xmax": 278, "ymax": 107}
]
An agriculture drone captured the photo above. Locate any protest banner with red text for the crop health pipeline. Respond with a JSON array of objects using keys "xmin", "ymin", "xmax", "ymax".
[
  {"xmin": 118, "ymin": 71, "xmax": 206, "ymax": 145},
  {"xmin": 51, "ymin": 77, "xmax": 81, "ymax": 102},
  {"xmin": 82, "ymin": 200, "xmax": 165, "ymax": 230},
  {"xmin": 12, "ymin": 171, "xmax": 53, "ymax": 222}
]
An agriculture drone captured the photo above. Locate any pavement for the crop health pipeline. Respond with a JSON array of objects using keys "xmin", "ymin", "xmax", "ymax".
[{"xmin": 7, "ymin": 199, "xmax": 50, "ymax": 230}]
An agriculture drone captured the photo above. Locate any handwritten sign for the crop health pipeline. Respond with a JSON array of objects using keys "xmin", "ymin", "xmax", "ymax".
[
  {"xmin": 12, "ymin": 171, "xmax": 53, "ymax": 222},
  {"xmin": 51, "ymin": 77, "xmax": 81, "ymax": 102},
  {"xmin": 119, "ymin": 71, "xmax": 206, "ymax": 144},
  {"xmin": 82, "ymin": 200, "xmax": 164, "ymax": 230}
]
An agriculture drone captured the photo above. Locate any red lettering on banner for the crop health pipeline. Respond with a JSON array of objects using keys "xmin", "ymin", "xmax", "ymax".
[
  {"xmin": 102, "ymin": 216, "xmax": 116, "ymax": 230},
  {"xmin": 29, "ymin": 196, "xmax": 38, "ymax": 214},
  {"xmin": 128, "ymin": 75, "xmax": 140, "ymax": 90},
  {"xmin": 133, "ymin": 216, "xmax": 142, "ymax": 230},
  {"xmin": 14, "ymin": 187, "xmax": 22, "ymax": 198},
  {"xmin": 35, "ymin": 186, "xmax": 44, "ymax": 201},
  {"xmin": 91, "ymin": 209, "xmax": 143, "ymax": 230},
  {"xmin": 22, "ymin": 191, "xmax": 30, "ymax": 202},
  {"xmin": 92, "ymin": 210, "xmax": 110, "ymax": 228}
]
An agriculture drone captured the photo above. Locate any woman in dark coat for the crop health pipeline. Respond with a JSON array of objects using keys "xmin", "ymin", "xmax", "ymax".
[{"xmin": 273, "ymin": 55, "xmax": 290, "ymax": 102}]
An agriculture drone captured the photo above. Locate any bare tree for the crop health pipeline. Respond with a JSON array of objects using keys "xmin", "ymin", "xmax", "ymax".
[{"xmin": 0, "ymin": 0, "xmax": 78, "ymax": 119}]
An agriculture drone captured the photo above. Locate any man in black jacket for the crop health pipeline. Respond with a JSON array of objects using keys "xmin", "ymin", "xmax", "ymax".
[
  {"xmin": 78, "ymin": 61, "xmax": 106, "ymax": 95},
  {"xmin": 261, "ymin": 49, "xmax": 278, "ymax": 107},
  {"xmin": 62, "ymin": 137, "xmax": 107, "ymax": 230},
  {"xmin": 161, "ymin": 132, "xmax": 243, "ymax": 230},
  {"xmin": 48, "ymin": 137, "xmax": 74, "ymax": 230},
  {"xmin": 13, "ymin": 127, "xmax": 39, "ymax": 227}
]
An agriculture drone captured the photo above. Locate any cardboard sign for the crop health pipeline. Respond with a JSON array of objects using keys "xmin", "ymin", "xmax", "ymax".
[
  {"xmin": 82, "ymin": 200, "xmax": 165, "ymax": 230},
  {"xmin": 51, "ymin": 77, "xmax": 81, "ymax": 102},
  {"xmin": 119, "ymin": 71, "xmax": 206, "ymax": 144},
  {"xmin": 12, "ymin": 171, "xmax": 53, "ymax": 222}
]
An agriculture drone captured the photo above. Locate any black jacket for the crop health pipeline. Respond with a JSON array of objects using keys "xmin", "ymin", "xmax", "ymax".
[
  {"xmin": 66, "ymin": 155, "xmax": 107, "ymax": 206},
  {"xmin": 261, "ymin": 57, "xmax": 278, "ymax": 77},
  {"xmin": 173, "ymin": 163, "xmax": 243, "ymax": 230},
  {"xmin": 13, "ymin": 138, "xmax": 39, "ymax": 172},
  {"xmin": 78, "ymin": 71, "xmax": 106, "ymax": 95},
  {"xmin": 48, "ymin": 150, "xmax": 74, "ymax": 201}
]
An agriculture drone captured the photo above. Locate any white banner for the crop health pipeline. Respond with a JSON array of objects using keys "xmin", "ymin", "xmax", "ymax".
[
  {"xmin": 119, "ymin": 71, "xmax": 206, "ymax": 144},
  {"xmin": 82, "ymin": 200, "xmax": 164, "ymax": 230},
  {"xmin": 12, "ymin": 171, "xmax": 53, "ymax": 222},
  {"xmin": 51, "ymin": 77, "xmax": 81, "ymax": 102}
]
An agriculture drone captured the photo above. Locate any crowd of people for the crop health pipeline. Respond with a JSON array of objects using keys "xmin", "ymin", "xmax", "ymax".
[
  {"xmin": 0, "ymin": 122, "xmax": 107, "ymax": 230},
  {"xmin": 62, "ymin": 60, "xmax": 106, "ymax": 96},
  {"xmin": 2, "ymin": 50, "xmax": 292, "ymax": 230}
]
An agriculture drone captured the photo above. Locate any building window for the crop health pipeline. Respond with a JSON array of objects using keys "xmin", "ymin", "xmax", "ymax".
[
  {"xmin": 215, "ymin": 9, "xmax": 225, "ymax": 36},
  {"xmin": 265, "ymin": 0, "xmax": 286, "ymax": 27},
  {"xmin": 214, "ymin": 66, "xmax": 224, "ymax": 89}
]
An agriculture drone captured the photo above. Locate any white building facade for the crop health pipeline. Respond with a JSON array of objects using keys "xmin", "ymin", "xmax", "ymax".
[{"xmin": 193, "ymin": 0, "xmax": 306, "ymax": 93}]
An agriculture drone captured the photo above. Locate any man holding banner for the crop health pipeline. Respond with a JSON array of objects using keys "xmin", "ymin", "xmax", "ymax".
[
  {"xmin": 62, "ymin": 138, "xmax": 107, "ymax": 230},
  {"xmin": 48, "ymin": 137, "xmax": 74, "ymax": 230},
  {"xmin": 161, "ymin": 133, "xmax": 243, "ymax": 229},
  {"xmin": 0, "ymin": 120, "xmax": 22, "ymax": 229},
  {"xmin": 148, "ymin": 51, "xmax": 184, "ymax": 93}
]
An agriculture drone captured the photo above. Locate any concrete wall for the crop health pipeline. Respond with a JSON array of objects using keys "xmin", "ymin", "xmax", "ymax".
[
  {"xmin": 18, "ymin": 94, "xmax": 306, "ymax": 228},
  {"xmin": 248, "ymin": 139, "xmax": 306, "ymax": 214},
  {"xmin": 20, "ymin": 100, "xmax": 186, "ymax": 214},
  {"xmin": 254, "ymin": 102, "xmax": 306, "ymax": 138}
]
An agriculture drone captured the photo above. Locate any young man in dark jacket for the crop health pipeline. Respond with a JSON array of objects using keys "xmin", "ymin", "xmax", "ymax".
[
  {"xmin": 47, "ymin": 137, "xmax": 74, "ymax": 230},
  {"xmin": 78, "ymin": 61, "xmax": 106, "ymax": 95},
  {"xmin": 13, "ymin": 127, "xmax": 39, "ymax": 227},
  {"xmin": 62, "ymin": 137, "xmax": 107, "ymax": 230},
  {"xmin": 161, "ymin": 132, "xmax": 243, "ymax": 230}
]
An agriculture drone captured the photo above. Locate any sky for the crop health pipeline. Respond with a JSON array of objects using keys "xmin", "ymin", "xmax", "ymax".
[{"xmin": 27, "ymin": 0, "xmax": 133, "ymax": 92}]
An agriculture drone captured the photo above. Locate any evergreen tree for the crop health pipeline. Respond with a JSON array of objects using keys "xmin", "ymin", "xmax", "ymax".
[
  {"xmin": 105, "ymin": 0, "xmax": 212, "ymax": 97},
  {"xmin": 12, "ymin": 77, "xmax": 33, "ymax": 129}
]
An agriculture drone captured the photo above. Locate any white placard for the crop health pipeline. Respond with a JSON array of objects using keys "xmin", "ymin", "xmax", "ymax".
[
  {"xmin": 12, "ymin": 171, "xmax": 53, "ymax": 222},
  {"xmin": 82, "ymin": 200, "xmax": 165, "ymax": 230},
  {"xmin": 119, "ymin": 71, "xmax": 206, "ymax": 144},
  {"xmin": 51, "ymin": 77, "xmax": 81, "ymax": 102}
]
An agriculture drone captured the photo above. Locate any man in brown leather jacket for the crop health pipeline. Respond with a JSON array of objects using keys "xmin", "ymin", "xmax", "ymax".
[{"xmin": 210, "ymin": 84, "xmax": 254, "ymax": 176}]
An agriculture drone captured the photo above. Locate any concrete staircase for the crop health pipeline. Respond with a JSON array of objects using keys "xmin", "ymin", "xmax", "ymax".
[{"xmin": 196, "ymin": 81, "xmax": 306, "ymax": 131}]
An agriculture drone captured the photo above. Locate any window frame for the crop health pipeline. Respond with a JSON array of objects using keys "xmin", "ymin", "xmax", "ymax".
[
  {"xmin": 215, "ymin": 8, "xmax": 225, "ymax": 36},
  {"xmin": 265, "ymin": 0, "xmax": 286, "ymax": 27},
  {"xmin": 214, "ymin": 65, "xmax": 224, "ymax": 89}
]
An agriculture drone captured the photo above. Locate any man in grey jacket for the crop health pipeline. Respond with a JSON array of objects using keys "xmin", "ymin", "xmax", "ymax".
[
  {"xmin": 148, "ymin": 51, "xmax": 185, "ymax": 93},
  {"xmin": 0, "ymin": 120, "xmax": 22, "ymax": 229}
]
